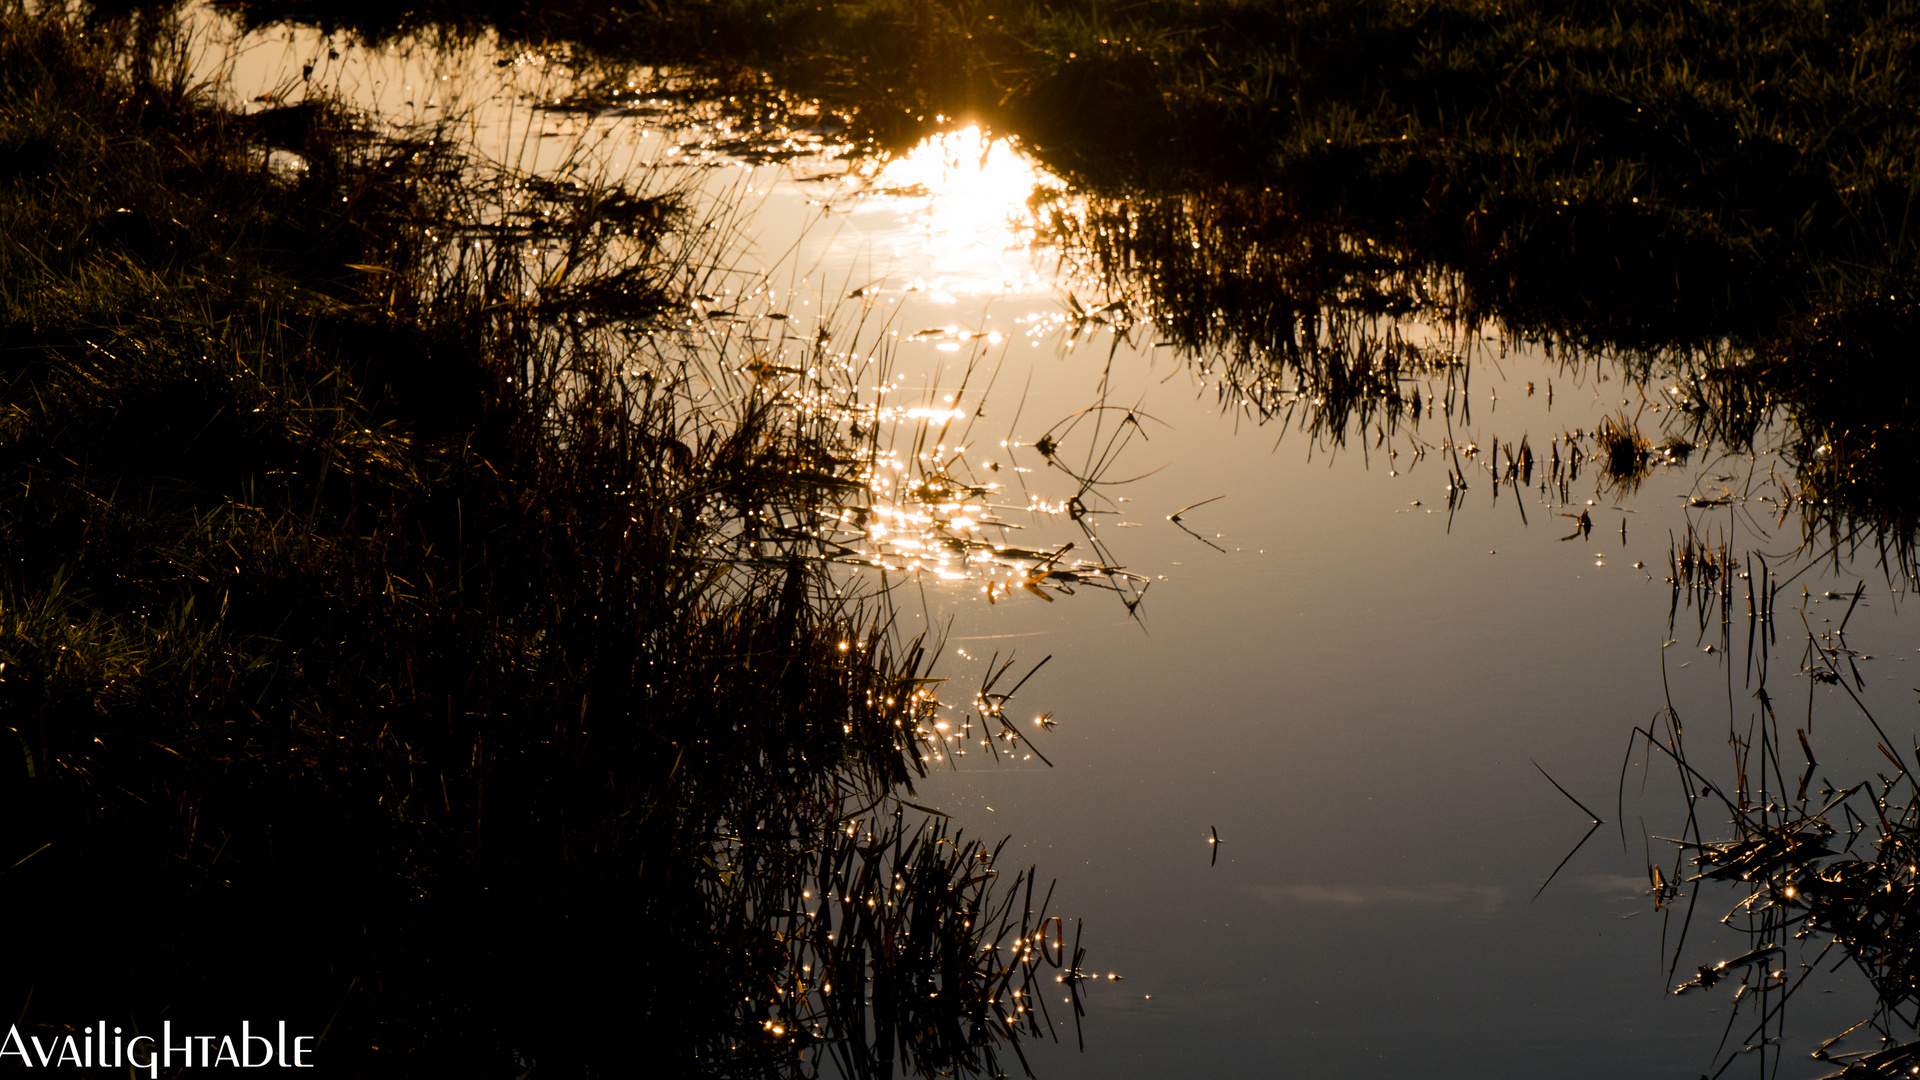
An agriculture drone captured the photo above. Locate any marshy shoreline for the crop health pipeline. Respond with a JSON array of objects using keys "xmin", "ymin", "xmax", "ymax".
[
  {"xmin": 13, "ymin": 0, "xmax": 1920, "ymax": 1076},
  {"xmin": 0, "ymin": 4, "xmax": 1081, "ymax": 1074}
]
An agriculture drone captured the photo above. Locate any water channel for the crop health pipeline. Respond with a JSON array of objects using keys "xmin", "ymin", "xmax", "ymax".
[{"xmin": 206, "ymin": 14, "xmax": 1920, "ymax": 1076}]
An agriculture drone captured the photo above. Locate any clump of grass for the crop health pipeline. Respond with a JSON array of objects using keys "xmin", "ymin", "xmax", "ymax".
[
  {"xmin": 1664, "ymin": 524, "xmax": 1740, "ymax": 642},
  {"xmin": 1757, "ymin": 296, "xmax": 1920, "ymax": 582},
  {"xmin": 1670, "ymin": 290, "xmax": 1920, "ymax": 582},
  {"xmin": 1629, "ymin": 560, "xmax": 1920, "ymax": 1076},
  {"xmin": 1594, "ymin": 411, "xmax": 1653, "ymax": 493},
  {"xmin": 0, "ymin": 4, "xmax": 1074, "ymax": 1075}
]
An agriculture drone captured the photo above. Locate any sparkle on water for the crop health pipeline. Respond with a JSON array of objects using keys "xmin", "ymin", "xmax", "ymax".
[{"xmin": 853, "ymin": 123, "xmax": 1057, "ymax": 298}]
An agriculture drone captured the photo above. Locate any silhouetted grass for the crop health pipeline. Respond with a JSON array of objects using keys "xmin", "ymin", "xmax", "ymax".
[
  {"xmin": 1676, "ymin": 294, "xmax": 1920, "ymax": 582},
  {"xmin": 196, "ymin": 0, "xmax": 1920, "ymax": 575},
  {"xmin": 0, "ymin": 4, "xmax": 1075, "ymax": 1075},
  {"xmin": 217, "ymin": 0, "xmax": 1920, "ymax": 325},
  {"xmin": 1633, "ymin": 541, "xmax": 1920, "ymax": 1075}
]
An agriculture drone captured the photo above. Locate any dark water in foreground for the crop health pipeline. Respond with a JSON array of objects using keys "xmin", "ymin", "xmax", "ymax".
[{"xmin": 208, "ymin": 17, "xmax": 1920, "ymax": 1076}]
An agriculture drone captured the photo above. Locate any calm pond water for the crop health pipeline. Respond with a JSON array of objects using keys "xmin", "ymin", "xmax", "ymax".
[{"xmin": 209, "ymin": 15, "xmax": 1920, "ymax": 1076}]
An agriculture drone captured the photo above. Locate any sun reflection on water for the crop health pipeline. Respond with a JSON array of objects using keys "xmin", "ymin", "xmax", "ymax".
[
  {"xmin": 855, "ymin": 124, "xmax": 1058, "ymax": 297},
  {"xmin": 758, "ymin": 365, "xmax": 1139, "ymax": 606}
]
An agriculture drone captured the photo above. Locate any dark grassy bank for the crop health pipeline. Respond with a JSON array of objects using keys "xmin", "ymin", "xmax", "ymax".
[
  {"xmin": 0, "ymin": 5, "xmax": 1072, "ymax": 1075},
  {"xmin": 223, "ymin": 0, "xmax": 1920, "ymax": 334}
]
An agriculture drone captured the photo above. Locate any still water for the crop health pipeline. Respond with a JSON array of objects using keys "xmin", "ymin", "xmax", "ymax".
[{"xmin": 211, "ymin": 16, "xmax": 1918, "ymax": 1076}]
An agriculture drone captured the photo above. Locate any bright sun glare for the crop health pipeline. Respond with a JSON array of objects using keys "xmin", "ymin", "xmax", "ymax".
[{"xmin": 862, "ymin": 124, "xmax": 1057, "ymax": 296}]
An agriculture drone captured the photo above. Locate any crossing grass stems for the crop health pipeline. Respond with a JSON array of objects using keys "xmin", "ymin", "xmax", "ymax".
[{"xmin": 0, "ymin": 5, "xmax": 1081, "ymax": 1075}]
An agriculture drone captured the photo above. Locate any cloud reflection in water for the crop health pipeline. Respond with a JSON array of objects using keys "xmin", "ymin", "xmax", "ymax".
[{"xmin": 1251, "ymin": 883, "xmax": 1507, "ymax": 912}]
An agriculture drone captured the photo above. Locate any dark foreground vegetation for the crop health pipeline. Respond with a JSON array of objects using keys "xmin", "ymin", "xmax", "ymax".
[{"xmin": 0, "ymin": 5, "xmax": 1078, "ymax": 1075}]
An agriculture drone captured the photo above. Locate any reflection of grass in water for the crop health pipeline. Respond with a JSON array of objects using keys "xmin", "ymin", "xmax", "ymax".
[
  {"xmin": 216, "ymin": 0, "xmax": 1920, "ymax": 577},
  {"xmin": 1046, "ymin": 180, "xmax": 1920, "ymax": 583},
  {"xmin": 217, "ymin": 0, "xmax": 1920, "ymax": 278},
  {"xmin": 1632, "ymin": 545, "xmax": 1920, "ymax": 1076},
  {"xmin": 0, "ymin": 5, "xmax": 1081, "ymax": 1074},
  {"xmin": 1683, "ymin": 297, "xmax": 1920, "ymax": 582},
  {"xmin": 718, "ymin": 810, "xmax": 1095, "ymax": 1076},
  {"xmin": 1593, "ymin": 412, "xmax": 1653, "ymax": 495},
  {"xmin": 1037, "ymin": 186, "xmax": 1433, "ymax": 448},
  {"xmin": 223, "ymin": 0, "xmax": 1920, "ymax": 349}
]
